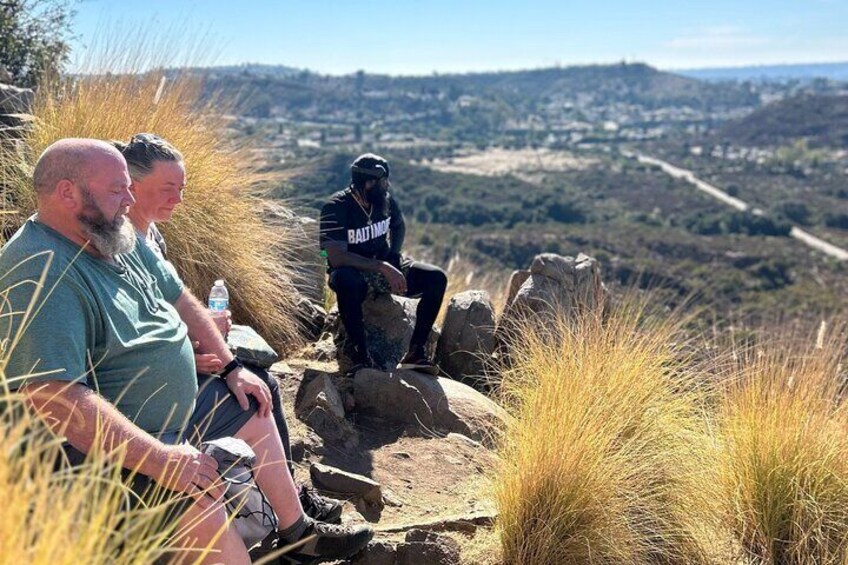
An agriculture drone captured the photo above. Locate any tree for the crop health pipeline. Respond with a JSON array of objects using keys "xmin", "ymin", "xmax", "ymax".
[{"xmin": 0, "ymin": 0, "xmax": 74, "ymax": 88}]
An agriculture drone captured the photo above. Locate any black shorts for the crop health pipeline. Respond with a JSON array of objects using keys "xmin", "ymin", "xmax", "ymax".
[{"xmin": 182, "ymin": 374, "xmax": 259, "ymax": 445}]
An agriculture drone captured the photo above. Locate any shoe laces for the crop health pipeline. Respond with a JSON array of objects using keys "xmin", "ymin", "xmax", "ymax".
[
  {"xmin": 300, "ymin": 486, "xmax": 324, "ymax": 509},
  {"xmin": 312, "ymin": 520, "xmax": 357, "ymax": 536}
]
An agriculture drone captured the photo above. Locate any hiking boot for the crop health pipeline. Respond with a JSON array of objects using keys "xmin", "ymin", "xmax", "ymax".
[
  {"xmin": 299, "ymin": 485, "xmax": 343, "ymax": 525},
  {"xmin": 397, "ymin": 347, "xmax": 439, "ymax": 375},
  {"xmin": 281, "ymin": 519, "xmax": 373, "ymax": 564}
]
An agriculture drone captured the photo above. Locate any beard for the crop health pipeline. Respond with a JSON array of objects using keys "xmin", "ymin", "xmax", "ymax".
[
  {"xmin": 77, "ymin": 187, "xmax": 136, "ymax": 257},
  {"xmin": 366, "ymin": 183, "xmax": 389, "ymax": 215}
]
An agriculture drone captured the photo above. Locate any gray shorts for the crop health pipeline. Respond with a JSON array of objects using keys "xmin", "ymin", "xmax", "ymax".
[{"xmin": 183, "ymin": 374, "xmax": 258, "ymax": 445}]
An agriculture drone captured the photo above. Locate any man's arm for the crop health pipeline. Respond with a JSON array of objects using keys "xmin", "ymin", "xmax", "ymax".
[
  {"xmin": 173, "ymin": 289, "xmax": 271, "ymax": 416},
  {"xmin": 21, "ymin": 380, "xmax": 224, "ymax": 508},
  {"xmin": 388, "ymin": 195, "xmax": 405, "ymax": 255}
]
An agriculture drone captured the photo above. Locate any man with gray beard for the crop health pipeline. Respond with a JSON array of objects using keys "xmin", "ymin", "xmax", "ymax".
[
  {"xmin": 76, "ymin": 180, "xmax": 138, "ymax": 256},
  {"xmin": 0, "ymin": 139, "xmax": 372, "ymax": 564}
]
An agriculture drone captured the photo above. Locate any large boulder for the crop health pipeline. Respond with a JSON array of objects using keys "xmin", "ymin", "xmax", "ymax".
[
  {"xmin": 333, "ymin": 294, "xmax": 427, "ymax": 371},
  {"xmin": 352, "ymin": 369, "xmax": 506, "ymax": 448},
  {"xmin": 499, "ymin": 253, "xmax": 605, "ymax": 333},
  {"xmin": 435, "ymin": 290, "xmax": 496, "ymax": 382}
]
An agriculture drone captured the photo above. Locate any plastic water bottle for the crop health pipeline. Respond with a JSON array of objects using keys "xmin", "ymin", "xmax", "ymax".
[{"xmin": 208, "ymin": 279, "xmax": 229, "ymax": 313}]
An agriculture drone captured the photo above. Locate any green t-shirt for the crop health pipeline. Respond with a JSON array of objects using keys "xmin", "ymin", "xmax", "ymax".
[{"xmin": 0, "ymin": 217, "xmax": 197, "ymax": 437}]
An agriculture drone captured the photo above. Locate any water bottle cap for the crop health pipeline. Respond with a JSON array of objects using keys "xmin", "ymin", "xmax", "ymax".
[{"xmin": 214, "ymin": 279, "xmax": 225, "ymax": 287}]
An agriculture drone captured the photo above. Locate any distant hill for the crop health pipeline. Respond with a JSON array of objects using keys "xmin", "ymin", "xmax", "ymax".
[
  {"xmin": 678, "ymin": 62, "xmax": 848, "ymax": 83},
  {"xmin": 718, "ymin": 93, "xmax": 848, "ymax": 147},
  {"xmin": 200, "ymin": 62, "xmax": 759, "ymax": 121}
]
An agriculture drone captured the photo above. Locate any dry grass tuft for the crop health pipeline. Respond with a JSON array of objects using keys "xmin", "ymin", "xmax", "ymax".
[
  {"xmin": 715, "ymin": 323, "xmax": 848, "ymax": 564},
  {"xmin": 0, "ymin": 67, "xmax": 303, "ymax": 350},
  {"xmin": 493, "ymin": 301, "xmax": 719, "ymax": 564},
  {"xmin": 0, "ymin": 394, "xmax": 181, "ymax": 564}
]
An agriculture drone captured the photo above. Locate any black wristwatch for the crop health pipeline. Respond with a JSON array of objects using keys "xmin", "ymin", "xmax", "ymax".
[{"xmin": 219, "ymin": 357, "xmax": 243, "ymax": 379}]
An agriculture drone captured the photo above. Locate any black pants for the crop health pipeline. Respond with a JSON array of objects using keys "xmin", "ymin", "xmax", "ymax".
[{"xmin": 328, "ymin": 260, "xmax": 448, "ymax": 356}]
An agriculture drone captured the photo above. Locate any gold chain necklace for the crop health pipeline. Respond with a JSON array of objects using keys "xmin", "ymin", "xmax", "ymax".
[{"xmin": 352, "ymin": 190, "xmax": 373, "ymax": 225}]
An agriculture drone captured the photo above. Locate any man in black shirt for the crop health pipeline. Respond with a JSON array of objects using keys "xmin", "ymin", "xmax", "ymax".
[{"xmin": 320, "ymin": 153, "xmax": 447, "ymax": 374}]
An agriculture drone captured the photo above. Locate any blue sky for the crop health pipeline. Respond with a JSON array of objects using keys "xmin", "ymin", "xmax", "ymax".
[{"xmin": 70, "ymin": 0, "xmax": 848, "ymax": 75}]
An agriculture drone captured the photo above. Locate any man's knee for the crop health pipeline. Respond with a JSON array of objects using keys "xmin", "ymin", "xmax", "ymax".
[
  {"xmin": 431, "ymin": 268, "xmax": 448, "ymax": 293},
  {"xmin": 178, "ymin": 497, "xmax": 230, "ymax": 540},
  {"xmin": 419, "ymin": 265, "xmax": 447, "ymax": 295}
]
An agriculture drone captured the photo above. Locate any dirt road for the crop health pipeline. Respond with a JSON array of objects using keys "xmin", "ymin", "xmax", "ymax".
[{"xmin": 628, "ymin": 152, "xmax": 848, "ymax": 261}]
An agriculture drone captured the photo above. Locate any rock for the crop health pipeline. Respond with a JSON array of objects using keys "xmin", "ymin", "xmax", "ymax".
[
  {"xmin": 435, "ymin": 290, "xmax": 496, "ymax": 381},
  {"xmin": 396, "ymin": 529, "xmax": 460, "ymax": 565},
  {"xmin": 379, "ymin": 511, "xmax": 497, "ymax": 535},
  {"xmin": 295, "ymin": 371, "xmax": 358, "ymax": 447},
  {"xmin": 353, "ymin": 369, "xmax": 506, "ymax": 448},
  {"xmin": 289, "ymin": 437, "xmax": 306, "ymax": 462},
  {"xmin": 269, "ymin": 360, "xmax": 295, "ymax": 376},
  {"xmin": 311, "ymin": 333, "xmax": 337, "ymax": 361},
  {"xmin": 351, "ymin": 540, "xmax": 397, "ymax": 565},
  {"xmin": 289, "ymin": 429, "xmax": 323, "ymax": 462},
  {"xmin": 295, "ymin": 294, "xmax": 326, "ymax": 341},
  {"xmin": 446, "ymin": 433, "xmax": 482, "ymax": 449},
  {"xmin": 310, "ymin": 462, "xmax": 383, "ymax": 508},
  {"xmin": 500, "ymin": 253, "xmax": 605, "ymax": 330},
  {"xmin": 506, "ymin": 269, "xmax": 531, "ymax": 306},
  {"xmin": 0, "ymin": 83, "xmax": 34, "ymax": 115},
  {"xmin": 334, "ymin": 294, "xmax": 434, "ymax": 371}
]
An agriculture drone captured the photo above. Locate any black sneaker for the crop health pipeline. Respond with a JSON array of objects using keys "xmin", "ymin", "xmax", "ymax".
[
  {"xmin": 281, "ymin": 519, "xmax": 373, "ymax": 564},
  {"xmin": 299, "ymin": 485, "xmax": 343, "ymax": 524},
  {"xmin": 397, "ymin": 347, "xmax": 439, "ymax": 375}
]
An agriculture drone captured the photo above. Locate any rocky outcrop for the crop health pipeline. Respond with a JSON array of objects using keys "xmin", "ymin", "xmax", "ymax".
[
  {"xmin": 352, "ymin": 369, "xmax": 506, "ymax": 448},
  {"xmin": 435, "ymin": 290, "xmax": 496, "ymax": 382},
  {"xmin": 499, "ymin": 253, "xmax": 605, "ymax": 331}
]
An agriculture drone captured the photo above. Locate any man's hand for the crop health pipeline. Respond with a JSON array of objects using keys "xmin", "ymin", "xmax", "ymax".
[
  {"xmin": 380, "ymin": 262, "xmax": 407, "ymax": 294},
  {"xmin": 192, "ymin": 341, "xmax": 223, "ymax": 374},
  {"xmin": 210, "ymin": 309, "xmax": 233, "ymax": 338},
  {"xmin": 152, "ymin": 443, "xmax": 226, "ymax": 510},
  {"xmin": 225, "ymin": 366, "xmax": 271, "ymax": 417}
]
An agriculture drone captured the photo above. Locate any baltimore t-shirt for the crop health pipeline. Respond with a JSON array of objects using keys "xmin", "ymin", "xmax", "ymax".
[{"xmin": 319, "ymin": 187, "xmax": 404, "ymax": 262}]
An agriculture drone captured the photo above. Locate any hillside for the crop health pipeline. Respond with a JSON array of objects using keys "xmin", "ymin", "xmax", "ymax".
[
  {"xmin": 718, "ymin": 93, "xmax": 848, "ymax": 147},
  {"xmin": 275, "ymin": 147, "xmax": 848, "ymax": 324},
  {"xmin": 200, "ymin": 62, "xmax": 760, "ymax": 123}
]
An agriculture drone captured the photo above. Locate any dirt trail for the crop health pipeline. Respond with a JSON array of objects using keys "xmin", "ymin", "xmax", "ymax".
[{"xmin": 629, "ymin": 152, "xmax": 848, "ymax": 261}]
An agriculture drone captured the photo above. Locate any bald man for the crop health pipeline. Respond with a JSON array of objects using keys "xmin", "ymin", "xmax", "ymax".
[{"xmin": 0, "ymin": 139, "xmax": 372, "ymax": 564}]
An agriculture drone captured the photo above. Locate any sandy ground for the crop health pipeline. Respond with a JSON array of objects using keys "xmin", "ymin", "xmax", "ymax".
[{"xmin": 415, "ymin": 147, "xmax": 598, "ymax": 178}]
